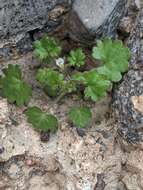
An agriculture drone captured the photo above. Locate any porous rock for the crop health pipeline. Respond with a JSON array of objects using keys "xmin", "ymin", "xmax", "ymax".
[
  {"xmin": 113, "ymin": 69, "xmax": 143, "ymax": 143},
  {"xmin": 0, "ymin": 0, "xmax": 71, "ymax": 58},
  {"xmin": 113, "ymin": 6, "xmax": 143, "ymax": 146}
]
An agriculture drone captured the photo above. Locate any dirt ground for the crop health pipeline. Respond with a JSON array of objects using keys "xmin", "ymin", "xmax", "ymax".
[{"xmin": 0, "ymin": 53, "xmax": 143, "ymax": 190}]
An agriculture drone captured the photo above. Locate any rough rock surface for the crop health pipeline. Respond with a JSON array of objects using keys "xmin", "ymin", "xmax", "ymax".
[
  {"xmin": 114, "ymin": 69, "xmax": 143, "ymax": 143},
  {"xmin": 0, "ymin": 0, "xmax": 69, "ymax": 38},
  {"xmin": 0, "ymin": 0, "xmax": 71, "ymax": 58},
  {"xmin": 0, "ymin": 0, "xmax": 128, "ymax": 58},
  {"xmin": 113, "ymin": 4, "xmax": 143, "ymax": 145}
]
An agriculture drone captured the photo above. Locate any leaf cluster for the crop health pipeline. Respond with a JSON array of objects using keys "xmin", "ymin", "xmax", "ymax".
[
  {"xmin": 71, "ymin": 39, "xmax": 130, "ymax": 101},
  {"xmin": 0, "ymin": 36, "xmax": 131, "ymax": 133},
  {"xmin": 92, "ymin": 39, "xmax": 131, "ymax": 82},
  {"xmin": 0, "ymin": 65, "xmax": 32, "ymax": 106},
  {"xmin": 37, "ymin": 68, "xmax": 64, "ymax": 97},
  {"xmin": 34, "ymin": 35, "xmax": 61, "ymax": 63},
  {"xmin": 67, "ymin": 48, "xmax": 86, "ymax": 67},
  {"xmin": 72, "ymin": 69, "xmax": 112, "ymax": 101}
]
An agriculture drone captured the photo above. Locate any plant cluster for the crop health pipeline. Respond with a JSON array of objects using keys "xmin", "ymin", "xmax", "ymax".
[
  {"xmin": 0, "ymin": 64, "xmax": 32, "ymax": 106},
  {"xmin": 0, "ymin": 36, "xmax": 131, "ymax": 134}
]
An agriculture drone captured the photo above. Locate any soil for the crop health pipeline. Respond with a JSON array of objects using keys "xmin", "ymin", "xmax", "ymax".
[{"xmin": 0, "ymin": 54, "xmax": 141, "ymax": 190}]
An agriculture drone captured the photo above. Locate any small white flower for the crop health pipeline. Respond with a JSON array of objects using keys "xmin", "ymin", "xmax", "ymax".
[{"xmin": 56, "ymin": 57, "xmax": 65, "ymax": 68}]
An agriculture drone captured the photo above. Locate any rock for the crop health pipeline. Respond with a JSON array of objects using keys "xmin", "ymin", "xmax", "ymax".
[
  {"xmin": 118, "ymin": 16, "xmax": 133, "ymax": 34},
  {"xmin": 126, "ymin": 4, "xmax": 143, "ymax": 66},
  {"xmin": 0, "ymin": 0, "xmax": 128, "ymax": 56},
  {"xmin": 120, "ymin": 149, "xmax": 143, "ymax": 190},
  {"xmin": 0, "ymin": 98, "xmax": 9, "ymax": 125},
  {"xmin": 6, "ymin": 163, "xmax": 22, "ymax": 179},
  {"xmin": 131, "ymin": 96, "xmax": 143, "ymax": 114},
  {"xmin": 122, "ymin": 173, "xmax": 141, "ymax": 190},
  {"xmin": 0, "ymin": 0, "xmax": 71, "ymax": 58},
  {"xmin": 113, "ymin": 69, "xmax": 143, "ymax": 143},
  {"xmin": 0, "ymin": 155, "xmax": 66, "ymax": 190},
  {"xmin": 112, "ymin": 4, "xmax": 143, "ymax": 145},
  {"xmin": 0, "ymin": 53, "xmax": 131, "ymax": 190},
  {"xmin": 69, "ymin": 0, "xmax": 127, "ymax": 43}
]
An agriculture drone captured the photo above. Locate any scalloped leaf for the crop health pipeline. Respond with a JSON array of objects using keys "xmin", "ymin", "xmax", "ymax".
[
  {"xmin": 0, "ymin": 65, "xmax": 32, "ymax": 106},
  {"xmin": 26, "ymin": 106, "xmax": 58, "ymax": 133},
  {"xmin": 69, "ymin": 106, "xmax": 92, "ymax": 128}
]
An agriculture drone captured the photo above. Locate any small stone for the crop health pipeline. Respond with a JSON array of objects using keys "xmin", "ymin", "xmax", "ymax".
[
  {"xmin": 94, "ymin": 173, "xmax": 105, "ymax": 190},
  {"xmin": 76, "ymin": 128, "xmax": 86, "ymax": 137},
  {"xmin": 26, "ymin": 159, "xmax": 36, "ymax": 167},
  {"xmin": 0, "ymin": 98, "xmax": 9, "ymax": 124},
  {"xmin": 40, "ymin": 132, "xmax": 50, "ymax": 142},
  {"xmin": 7, "ymin": 163, "xmax": 21, "ymax": 179},
  {"xmin": 119, "ymin": 16, "xmax": 133, "ymax": 34},
  {"xmin": 131, "ymin": 95, "xmax": 143, "ymax": 113},
  {"xmin": 0, "ymin": 147, "xmax": 5, "ymax": 154}
]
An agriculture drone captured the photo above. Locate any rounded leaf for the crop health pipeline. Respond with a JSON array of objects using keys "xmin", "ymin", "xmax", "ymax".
[
  {"xmin": 26, "ymin": 106, "xmax": 58, "ymax": 133},
  {"xmin": 69, "ymin": 106, "xmax": 92, "ymax": 128}
]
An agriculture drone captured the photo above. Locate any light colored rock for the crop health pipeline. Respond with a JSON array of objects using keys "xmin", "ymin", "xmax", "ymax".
[
  {"xmin": 73, "ymin": 0, "xmax": 119, "ymax": 31},
  {"xmin": 70, "ymin": 0, "xmax": 127, "ymax": 42},
  {"xmin": 126, "ymin": 150, "xmax": 143, "ymax": 173},
  {"xmin": 131, "ymin": 95, "xmax": 143, "ymax": 114},
  {"xmin": 119, "ymin": 16, "xmax": 133, "ymax": 34},
  {"xmin": 121, "ymin": 149, "xmax": 143, "ymax": 190},
  {"xmin": 0, "ymin": 98, "xmax": 9, "ymax": 124},
  {"xmin": 122, "ymin": 173, "xmax": 141, "ymax": 190},
  {"xmin": 7, "ymin": 163, "xmax": 22, "ymax": 179},
  {"xmin": 135, "ymin": 0, "xmax": 141, "ymax": 9},
  {"xmin": 57, "ymin": 125, "xmax": 123, "ymax": 189}
]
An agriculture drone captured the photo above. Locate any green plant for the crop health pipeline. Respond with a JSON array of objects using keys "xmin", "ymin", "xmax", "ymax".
[
  {"xmin": 34, "ymin": 35, "xmax": 61, "ymax": 63},
  {"xmin": 97, "ymin": 66, "xmax": 122, "ymax": 82},
  {"xmin": 37, "ymin": 68, "xmax": 64, "ymax": 97},
  {"xmin": 71, "ymin": 39, "xmax": 130, "ymax": 101},
  {"xmin": 72, "ymin": 69, "xmax": 112, "ymax": 101},
  {"xmin": 69, "ymin": 106, "xmax": 92, "ymax": 128},
  {"xmin": 0, "ymin": 37, "xmax": 131, "ymax": 137},
  {"xmin": 67, "ymin": 48, "xmax": 86, "ymax": 68},
  {"xmin": 0, "ymin": 64, "xmax": 32, "ymax": 106},
  {"xmin": 25, "ymin": 106, "xmax": 58, "ymax": 133},
  {"xmin": 92, "ymin": 38, "xmax": 130, "ymax": 78}
]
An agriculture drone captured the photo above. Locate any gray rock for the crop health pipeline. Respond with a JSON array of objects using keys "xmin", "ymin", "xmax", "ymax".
[
  {"xmin": 0, "ymin": 0, "xmax": 128, "ymax": 56},
  {"xmin": 113, "ymin": 69, "xmax": 143, "ymax": 143},
  {"xmin": 0, "ymin": 0, "xmax": 69, "ymax": 38},
  {"xmin": 0, "ymin": 0, "xmax": 71, "ymax": 57},
  {"xmin": 113, "ymin": 7, "xmax": 143, "ymax": 144},
  {"xmin": 69, "ymin": 0, "xmax": 127, "ymax": 43}
]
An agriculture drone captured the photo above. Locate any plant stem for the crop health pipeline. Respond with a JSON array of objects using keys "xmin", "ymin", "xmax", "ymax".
[{"xmin": 54, "ymin": 92, "xmax": 67, "ymax": 104}]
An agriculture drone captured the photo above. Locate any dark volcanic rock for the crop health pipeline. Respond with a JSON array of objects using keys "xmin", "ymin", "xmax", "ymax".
[
  {"xmin": 113, "ymin": 69, "xmax": 143, "ymax": 143},
  {"xmin": 0, "ymin": 0, "xmax": 70, "ymax": 38},
  {"xmin": 113, "ymin": 7, "xmax": 143, "ymax": 144},
  {"xmin": 0, "ymin": 0, "xmax": 71, "ymax": 58}
]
